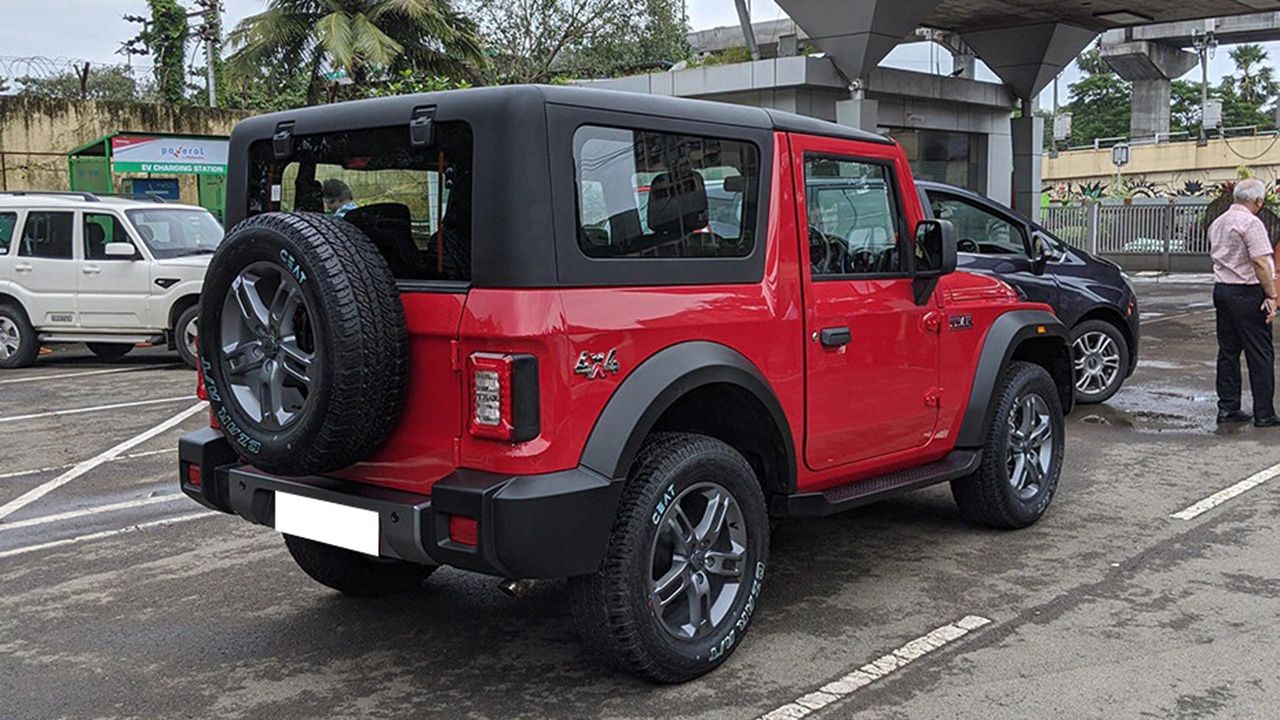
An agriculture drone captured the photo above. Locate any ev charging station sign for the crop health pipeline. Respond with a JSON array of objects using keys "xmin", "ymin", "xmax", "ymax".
[{"xmin": 110, "ymin": 136, "xmax": 228, "ymax": 175}]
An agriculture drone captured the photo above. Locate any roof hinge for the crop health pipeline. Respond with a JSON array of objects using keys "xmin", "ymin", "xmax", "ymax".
[
  {"xmin": 272, "ymin": 121, "xmax": 295, "ymax": 160},
  {"xmin": 409, "ymin": 106, "xmax": 436, "ymax": 149}
]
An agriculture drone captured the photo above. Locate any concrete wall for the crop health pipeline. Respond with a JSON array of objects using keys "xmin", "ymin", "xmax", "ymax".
[
  {"xmin": 1043, "ymin": 135, "xmax": 1280, "ymax": 195},
  {"xmin": 0, "ymin": 96, "xmax": 252, "ymax": 198}
]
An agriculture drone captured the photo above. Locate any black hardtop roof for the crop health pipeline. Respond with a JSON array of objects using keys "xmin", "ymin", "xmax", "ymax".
[{"xmin": 231, "ymin": 84, "xmax": 892, "ymax": 145}]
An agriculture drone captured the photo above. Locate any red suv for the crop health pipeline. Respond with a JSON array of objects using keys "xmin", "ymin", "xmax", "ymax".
[{"xmin": 180, "ymin": 86, "xmax": 1072, "ymax": 683}]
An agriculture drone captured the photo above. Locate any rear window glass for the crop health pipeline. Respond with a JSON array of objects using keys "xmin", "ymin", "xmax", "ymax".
[
  {"xmin": 18, "ymin": 211, "xmax": 74, "ymax": 259},
  {"xmin": 249, "ymin": 122, "xmax": 473, "ymax": 283},
  {"xmin": 573, "ymin": 126, "xmax": 760, "ymax": 259},
  {"xmin": 0, "ymin": 212, "xmax": 15, "ymax": 254}
]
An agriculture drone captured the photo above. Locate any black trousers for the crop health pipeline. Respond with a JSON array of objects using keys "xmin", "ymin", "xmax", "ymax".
[{"xmin": 1215, "ymin": 283, "xmax": 1276, "ymax": 419}]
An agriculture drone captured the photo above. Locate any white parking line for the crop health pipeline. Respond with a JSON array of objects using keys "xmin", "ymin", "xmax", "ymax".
[
  {"xmin": 0, "ymin": 402, "xmax": 205, "ymax": 521},
  {"xmin": 1171, "ymin": 462, "xmax": 1280, "ymax": 520},
  {"xmin": 0, "ymin": 396, "xmax": 195, "ymax": 424},
  {"xmin": 0, "ymin": 448, "xmax": 173, "ymax": 481},
  {"xmin": 0, "ymin": 494, "xmax": 186, "ymax": 532},
  {"xmin": 0, "ymin": 511, "xmax": 216, "ymax": 560},
  {"xmin": 0, "ymin": 365, "xmax": 180, "ymax": 386},
  {"xmin": 759, "ymin": 616, "xmax": 991, "ymax": 720}
]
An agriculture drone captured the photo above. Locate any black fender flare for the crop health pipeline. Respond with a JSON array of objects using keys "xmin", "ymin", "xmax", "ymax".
[
  {"xmin": 579, "ymin": 341, "xmax": 797, "ymax": 491},
  {"xmin": 957, "ymin": 309, "xmax": 1071, "ymax": 448}
]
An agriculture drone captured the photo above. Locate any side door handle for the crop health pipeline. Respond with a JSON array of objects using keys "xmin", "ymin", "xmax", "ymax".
[
  {"xmin": 14, "ymin": 262, "xmax": 32, "ymax": 272},
  {"xmin": 819, "ymin": 326, "xmax": 851, "ymax": 348},
  {"xmin": 83, "ymin": 265, "xmax": 101, "ymax": 275}
]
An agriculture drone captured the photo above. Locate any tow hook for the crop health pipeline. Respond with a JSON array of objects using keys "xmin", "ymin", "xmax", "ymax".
[{"xmin": 498, "ymin": 578, "xmax": 537, "ymax": 597}]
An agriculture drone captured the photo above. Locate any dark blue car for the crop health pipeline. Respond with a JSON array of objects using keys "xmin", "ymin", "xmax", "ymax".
[{"xmin": 917, "ymin": 181, "xmax": 1140, "ymax": 404}]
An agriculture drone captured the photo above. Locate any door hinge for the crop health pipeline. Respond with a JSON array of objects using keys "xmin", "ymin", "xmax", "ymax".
[
  {"xmin": 924, "ymin": 388, "xmax": 943, "ymax": 407},
  {"xmin": 272, "ymin": 121, "xmax": 295, "ymax": 160},
  {"xmin": 449, "ymin": 340, "xmax": 461, "ymax": 372},
  {"xmin": 409, "ymin": 106, "xmax": 436, "ymax": 148}
]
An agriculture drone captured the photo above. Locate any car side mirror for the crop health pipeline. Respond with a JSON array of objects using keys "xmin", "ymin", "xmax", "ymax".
[
  {"xmin": 104, "ymin": 242, "xmax": 137, "ymax": 259},
  {"xmin": 912, "ymin": 219, "xmax": 957, "ymax": 305},
  {"xmin": 1030, "ymin": 234, "xmax": 1050, "ymax": 276}
]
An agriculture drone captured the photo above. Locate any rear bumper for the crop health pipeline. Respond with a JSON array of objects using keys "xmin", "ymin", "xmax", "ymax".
[{"xmin": 178, "ymin": 428, "xmax": 623, "ymax": 578}]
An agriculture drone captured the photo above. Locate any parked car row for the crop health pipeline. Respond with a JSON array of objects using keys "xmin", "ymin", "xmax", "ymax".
[{"xmin": 0, "ymin": 192, "xmax": 223, "ymax": 369}]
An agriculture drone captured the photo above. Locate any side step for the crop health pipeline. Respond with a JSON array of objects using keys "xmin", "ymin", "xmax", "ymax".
[{"xmin": 776, "ymin": 450, "xmax": 981, "ymax": 518}]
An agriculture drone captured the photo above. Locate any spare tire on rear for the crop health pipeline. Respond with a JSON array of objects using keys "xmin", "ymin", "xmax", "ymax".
[{"xmin": 198, "ymin": 212, "xmax": 408, "ymax": 476}]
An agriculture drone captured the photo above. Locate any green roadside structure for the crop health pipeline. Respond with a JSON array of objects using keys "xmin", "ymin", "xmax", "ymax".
[{"xmin": 67, "ymin": 132, "xmax": 229, "ymax": 223}]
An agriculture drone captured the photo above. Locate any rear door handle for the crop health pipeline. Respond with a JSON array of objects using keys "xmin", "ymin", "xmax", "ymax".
[
  {"xmin": 819, "ymin": 326, "xmax": 851, "ymax": 347},
  {"xmin": 83, "ymin": 265, "xmax": 101, "ymax": 275},
  {"xmin": 14, "ymin": 263, "xmax": 32, "ymax": 272}
]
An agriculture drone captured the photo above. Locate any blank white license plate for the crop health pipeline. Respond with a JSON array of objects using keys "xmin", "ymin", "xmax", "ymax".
[{"xmin": 275, "ymin": 492, "xmax": 380, "ymax": 556}]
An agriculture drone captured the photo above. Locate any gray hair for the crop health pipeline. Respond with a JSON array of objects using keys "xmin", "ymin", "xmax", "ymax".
[{"xmin": 1234, "ymin": 178, "xmax": 1267, "ymax": 204}]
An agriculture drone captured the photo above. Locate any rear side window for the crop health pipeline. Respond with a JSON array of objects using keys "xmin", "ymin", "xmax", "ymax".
[
  {"xmin": 573, "ymin": 126, "xmax": 760, "ymax": 259},
  {"xmin": 0, "ymin": 212, "xmax": 15, "ymax": 254},
  {"xmin": 251, "ymin": 122, "xmax": 473, "ymax": 283},
  {"xmin": 928, "ymin": 192, "xmax": 1026, "ymax": 255},
  {"xmin": 19, "ymin": 211, "xmax": 74, "ymax": 259}
]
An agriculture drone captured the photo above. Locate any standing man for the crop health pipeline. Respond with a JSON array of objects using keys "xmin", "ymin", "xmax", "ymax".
[
  {"xmin": 321, "ymin": 179, "xmax": 358, "ymax": 218},
  {"xmin": 1210, "ymin": 178, "xmax": 1278, "ymax": 427}
]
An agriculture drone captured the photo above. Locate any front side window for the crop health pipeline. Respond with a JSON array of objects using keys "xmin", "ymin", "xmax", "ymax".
[
  {"xmin": 804, "ymin": 157, "xmax": 903, "ymax": 277},
  {"xmin": 0, "ymin": 212, "xmax": 16, "ymax": 255},
  {"xmin": 18, "ymin": 211, "xmax": 73, "ymax": 259},
  {"xmin": 574, "ymin": 126, "xmax": 760, "ymax": 259},
  {"xmin": 84, "ymin": 213, "xmax": 134, "ymax": 260},
  {"xmin": 252, "ymin": 122, "xmax": 473, "ymax": 283},
  {"xmin": 928, "ymin": 192, "xmax": 1026, "ymax": 255},
  {"xmin": 125, "ymin": 209, "xmax": 223, "ymax": 259}
]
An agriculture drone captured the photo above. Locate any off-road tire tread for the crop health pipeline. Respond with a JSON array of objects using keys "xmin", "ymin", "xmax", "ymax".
[
  {"xmin": 569, "ymin": 432, "xmax": 767, "ymax": 683},
  {"xmin": 952, "ymin": 361, "xmax": 1062, "ymax": 529},
  {"xmin": 284, "ymin": 535, "xmax": 435, "ymax": 597}
]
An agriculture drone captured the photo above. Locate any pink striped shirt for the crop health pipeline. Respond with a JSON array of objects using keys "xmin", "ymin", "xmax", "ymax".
[{"xmin": 1210, "ymin": 204, "xmax": 1274, "ymax": 284}]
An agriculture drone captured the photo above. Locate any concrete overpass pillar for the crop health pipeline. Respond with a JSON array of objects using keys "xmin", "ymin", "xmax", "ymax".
[
  {"xmin": 1100, "ymin": 40, "xmax": 1198, "ymax": 140},
  {"xmin": 1011, "ymin": 102, "xmax": 1044, "ymax": 223},
  {"xmin": 774, "ymin": 0, "xmax": 945, "ymax": 80}
]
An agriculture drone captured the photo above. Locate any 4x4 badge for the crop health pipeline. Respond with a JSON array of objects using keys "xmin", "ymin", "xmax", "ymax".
[{"xmin": 574, "ymin": 349, "xmax": 620, "ymax": 380}]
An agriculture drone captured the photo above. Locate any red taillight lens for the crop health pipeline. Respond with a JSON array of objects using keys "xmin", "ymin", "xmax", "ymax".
[
  {"xmin": 196, "ymin": 361, "xmax": 219, "ymax": 429},
  {"xmin": 186, "ymin": 463, "xmax": 203, "ymax": 488},
  {"xmin": 468, "ymin": 352, "xmax": 539, "ymax": 442},
  {"xmin": 448, "ymin": 515, "xmax": 478, "ymax": 546}
]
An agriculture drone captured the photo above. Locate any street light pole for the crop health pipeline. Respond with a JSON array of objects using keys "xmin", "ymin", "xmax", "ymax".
[{"xmin": 1192, "ymin": 27, "xmax": 1217, "ymax": 147}]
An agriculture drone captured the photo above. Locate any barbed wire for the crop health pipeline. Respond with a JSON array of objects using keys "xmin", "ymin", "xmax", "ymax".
[{"xmin": 0, "ymin": 55, "xmax": 156, "ymax": 82}]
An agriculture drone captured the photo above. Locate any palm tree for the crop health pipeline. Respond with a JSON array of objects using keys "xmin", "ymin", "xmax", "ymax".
[{"xmin": 226, "ymin": 0, "xmax": 484, "ymax": 104}]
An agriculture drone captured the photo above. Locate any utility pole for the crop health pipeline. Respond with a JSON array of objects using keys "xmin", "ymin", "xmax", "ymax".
[
  {"xmin": 1192, "ymin": 25, "xmax": 1217, "ymax": 147},
  {"xmin": 194, "ymin": 0, "xmax": 222, "ymax": 108},
  {"xmin": 734, "ymin": 0, "xmax": 761, "ymax": 61}
]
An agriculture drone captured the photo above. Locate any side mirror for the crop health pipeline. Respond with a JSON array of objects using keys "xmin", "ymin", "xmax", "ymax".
[
  {"xmin": 912, "ymin": 219, "xmax": 957, "ymax": 305},
  {"xmin": 1029, "ymin": 233, "xmax": 1051, "ymax": 276},
  {"xmin": 104, "ymin": 242, "xmax": 137, "ymax": 259}
]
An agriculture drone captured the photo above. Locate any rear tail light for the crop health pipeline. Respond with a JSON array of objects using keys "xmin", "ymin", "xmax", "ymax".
[
  {"xmin": 468, "ymin": 352, "xmax": 539, "ymax": 442},
  {"xmin": 195, "ymin": 360, "xmax": 220, "ymax": 429},
  {"xmin": 186, "ymin": 463, "xmax": 203, "ymax": 488}
]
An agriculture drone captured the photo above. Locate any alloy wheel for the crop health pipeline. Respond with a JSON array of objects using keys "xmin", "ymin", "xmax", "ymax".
[
  {"xmin": 0, "ymin": 317, "xmax": 18, "ymax": 360},
  {"xmin": 1072, "ymin": 331, "xmax": 1121, "ymax": 397},
  {"xmin": 648, "ymin": 482, "xmax": 749, "ymax": 641},
  {"xmin": 218, "ymin": 262, "xmax": 319, "ymax": 431},
  {"xmin": 183, "ymin": 314, "xmax": 199, "ymax": 362},
  {"xmin": 1006, "ymin": 392, "xmax": 1054, "ymax": 500}
]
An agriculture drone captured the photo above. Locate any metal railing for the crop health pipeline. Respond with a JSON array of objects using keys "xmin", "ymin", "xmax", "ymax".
[{"xmin": 1041, "ymin": 199, "xmax": 1214, "ymax": 272}]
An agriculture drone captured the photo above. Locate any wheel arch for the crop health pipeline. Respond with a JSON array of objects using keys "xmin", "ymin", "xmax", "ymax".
[
  {"xmin": 957, "ymin": 310, "xmax": 1072, "ymax": 448},
  {"xmin": 1074, "ymin": 305, "xmax": 1133, "ymax": 357},
  {"xmin": 0, "ymin": 291, "xmax": 27, "ymax": 314},
  {"xmin": 579, "ymin": 341, "xmax": 797, "ymax": 496},
  {"xmin": 168, "ymin": 293, "xmax": 200, "ymax": 330}
]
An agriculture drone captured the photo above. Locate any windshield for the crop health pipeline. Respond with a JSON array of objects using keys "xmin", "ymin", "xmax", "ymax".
[{"xmin": 124, "ymin": 209, "xmax": 224, "ymax": 259}]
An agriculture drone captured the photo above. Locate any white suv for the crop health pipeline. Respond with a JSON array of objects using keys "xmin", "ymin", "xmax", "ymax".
[{"xmin": 0, "ymin": 192, "xmax": 223, "ymax": 369}]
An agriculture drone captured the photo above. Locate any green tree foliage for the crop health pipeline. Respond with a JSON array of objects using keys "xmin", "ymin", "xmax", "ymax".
[
  {"xmin": 225, "ymin": 0, "xmax": 485, "ymax": 104},
  {"xmin": 1062, "ymin": 48, "xmax": 1131, "ymax": 145},
  {"xmin": 1170, "ymin": 79, "xmax": 1202, "ymax": 134},
  {"xmin": 12, "ymin": 66, "xmax": 142, "ymax": 102},
  {"xmin": 142, "ymin": 0, "xmax": 190, "ymax": 104},
  {"xmin": 472, "ymin": 0, "xmax": 690, "ymax": 84},
  {"xmin": 1217, "ymin": 44, "xmax": 1278, "ymax": 128}
]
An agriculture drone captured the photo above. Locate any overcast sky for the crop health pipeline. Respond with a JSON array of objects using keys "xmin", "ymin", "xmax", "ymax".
[{"xmin": 1, "ymin": 0, "xmax": 1276, "ymax": 108}]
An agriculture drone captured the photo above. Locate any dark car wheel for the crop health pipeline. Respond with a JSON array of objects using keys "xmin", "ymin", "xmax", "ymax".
[
  {"xmin": 174, "ymin": 305, "xmax": 200, "ymax": 369},
  {"xmin": 952, "ymin": 361, "xmax": 1065, "ymax": 529},
  {"xmin": 0, "ymin": 303, "xmax": 39, "ymax": 369},
  {"xmin": 198, "ymin": 211, "xmax": 408, "ymax": 476},
  {"xmin": 284, "ymin": 535, "xmax": 435, "ymax": 597},
  {"xmin": 568, "ymin": 433, "xmax": 769, "ymax": 683},
  {"xmin": 1070, "ymin": 319, "xmax": 1129, "ymax": 404},
  {"xmin": 86, "ymin": 342, "xmax": 134, "ymax": 360}
]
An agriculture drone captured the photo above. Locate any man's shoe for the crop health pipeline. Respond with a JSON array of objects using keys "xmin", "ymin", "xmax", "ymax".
[
  {"xmin": 1218, "ymin": 411, "xmax": 1252, "ymax": 424},
  {"xmin": 1254, "ymin": 416, "xmax": 1280, "ymax": 428}
]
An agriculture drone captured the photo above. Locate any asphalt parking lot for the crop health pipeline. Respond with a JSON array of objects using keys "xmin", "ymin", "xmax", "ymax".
[{"xmin": 4, "ymin": 277, "xmax": 1280, "ymax": 719}]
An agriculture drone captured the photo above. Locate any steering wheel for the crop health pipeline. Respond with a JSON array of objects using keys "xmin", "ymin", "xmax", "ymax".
[
  {"xmin": 809, "ymin": 226, "xmax": 845, "ymax": 274},
  {"xmin": 958, "ymin": 238, "xmax": 980, "ymax": 253},
  {"xmin": 845, "ymin": 225, "xmax": 892, "ymax": 273}
]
